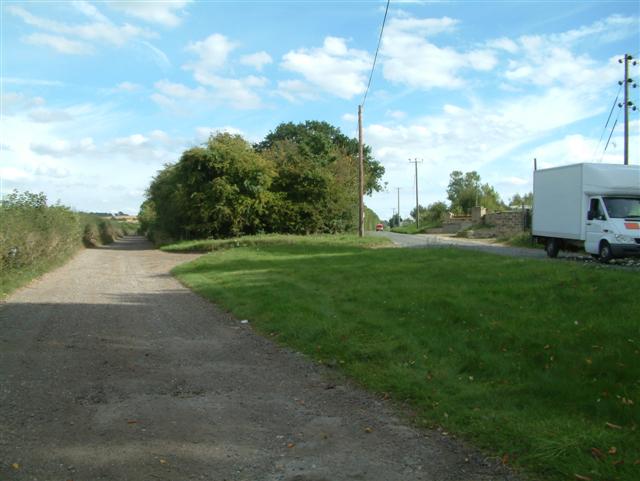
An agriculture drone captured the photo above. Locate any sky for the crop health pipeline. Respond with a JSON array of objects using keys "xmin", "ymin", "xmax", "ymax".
[{"xmin": 1, "ymin": 0, "xmax": 639, "ymax": 219}]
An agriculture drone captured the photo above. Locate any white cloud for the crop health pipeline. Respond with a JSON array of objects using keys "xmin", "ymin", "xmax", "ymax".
[
  {"xmin": 139, "ymin": 41, "xmax": 171, "ymax": 69},
  {"xmin": 114, "ymin": 134, "xmax": 149, "ymax": 148},
  {"xmin": 387, "ymin": 110, "xmax": 407, "ymax": 120},
  {"xmin": 24, "ymin": 33, "xmax": 93, "ymax": 55},
  {"xmin": 553, "ymin": 14, "xmax": 638, "ymax": 45},
  {"xmin": 30, "ymin": 137, "xmax": 96, "ymax": 157},
  {"xmin": 28, "ymin": 108, "xmax": 74, "ymax": 123},
  {"xmin": 108, "ymin": 1, "xmax": 190, "ymax": 27},
  {"xmin": 8, "ymin": 4, "xmax": 155, "ymax": 52},
  {"xmin": 281, "ymin": 36, "xmax": 372, "ymax": 100},
  {"xmin": 0, "ymin": 77, "xmax": 64, "ymax": 87},
  {"xmin": 381, "ymin": 15, "xmax": 498, "ymax": 89},
  {"xmin": 0, "ymin": 167, "xmax": 31, "ymax": 182},
  {"xmin": 115, "ymin": 81, "xmax": 142, "ymax": 92},
  {"xmin": 486, "ymin": 37, "xmax": 519, "ymax": 54},
  {"xmin": 342, "ymin": 113, "xmax": 357, "ymax": 122},
  {"xmin": 174, "ymin": 34, "xmax": 266, "ymax": 109},
  {"xmin": 240, "ymin": 51, "xmax": 273, "ymax": 71},
  {"xmin": 275, "ymin": 79, "xmax": 317, "ymax": 102},
  {"xmin": 185, "ymin": 33, "xmax": 236, "ymax": 79}
]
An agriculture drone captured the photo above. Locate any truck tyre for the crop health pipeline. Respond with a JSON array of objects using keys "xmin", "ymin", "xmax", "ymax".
[
  {"xmin": 545, "ymin": 238, "xmax": 560, "ymax": 258},
  {"xmin": 598, "ymin": 241, "xmax": 613, "ymax": 263}
]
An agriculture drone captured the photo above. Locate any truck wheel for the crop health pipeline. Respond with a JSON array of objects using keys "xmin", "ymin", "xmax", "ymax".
[
  {"xmin": 598, "ymin": 241, "xmax": 613, "ymax": 263},
  {"xmin": 545, "ymin": 238, "xmax": 559, "ymax": 258}
]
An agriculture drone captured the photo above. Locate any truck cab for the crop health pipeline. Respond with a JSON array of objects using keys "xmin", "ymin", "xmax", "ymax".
[{"xmin": 585, "ymin": 196, "xmax": 640, "ymax": 261}]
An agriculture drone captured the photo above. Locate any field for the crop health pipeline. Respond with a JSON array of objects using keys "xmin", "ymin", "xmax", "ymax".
[{"xmin": 166, "ymin": 235, "xmax": 640, "ymax": 481}]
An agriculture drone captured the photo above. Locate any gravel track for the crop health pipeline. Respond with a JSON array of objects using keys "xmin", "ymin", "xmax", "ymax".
[{"xmin": 0, "ymin": 236, "xmax": 517, "ymax": 481}]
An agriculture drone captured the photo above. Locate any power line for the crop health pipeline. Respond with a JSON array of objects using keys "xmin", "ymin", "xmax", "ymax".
[
  {"xmin": 361, "ymin": 0, "xmax": 390, "ymax": 107},
  {"xmin": 592, "ymin": 84, "xmax": 621, "ymax": 161},
  {"xmin": 601, "ymin": 114, "xmax": 620, "ymax": 162}
]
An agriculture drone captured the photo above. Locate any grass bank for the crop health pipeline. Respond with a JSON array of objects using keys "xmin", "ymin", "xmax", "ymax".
[{"xmin": 169, "ymin": 235, "xmax": 639, "ymax": 481}]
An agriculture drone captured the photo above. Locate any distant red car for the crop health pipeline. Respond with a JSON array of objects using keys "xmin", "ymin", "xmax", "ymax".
[{"xmin": 375, "ymin": 223, "xmax": 384, "ymax": 231}]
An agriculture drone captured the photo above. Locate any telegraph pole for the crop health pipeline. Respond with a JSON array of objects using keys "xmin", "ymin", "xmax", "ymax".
[
  {"xmin": 408, "ymin": 158, "xmax": 422, "ymax": 229},
  {"xmin": 395, "ymin": 187, "xmax": 400, "ymax": 226},
  {"xmin": 358, "ymin": 105, "xmax": 364, "ymax": 236},
  {"xmin": 619, "ymin": 54, "xmax": 637, "ymax": 165}
]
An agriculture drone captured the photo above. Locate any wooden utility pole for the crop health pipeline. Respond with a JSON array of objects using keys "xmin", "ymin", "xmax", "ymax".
[
  {"xmin": 358, "ymin": 105, "xmax": 364, "ymax": 236},
  {"xmin": 620, "ymin": 53, "xmax": 637, "ymax": 165},
  {"xmin": 396, "ymin": 187, "xmax": 400, "ymax": 226},
  {"xmin": 408, "ymin": 158, "xmax": 422, "ymax": 229}
]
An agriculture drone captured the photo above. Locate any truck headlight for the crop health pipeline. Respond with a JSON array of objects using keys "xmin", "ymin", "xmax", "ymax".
[{"xmin": 614, "ymin": 234, "xmax": 634, "ymax": 243}]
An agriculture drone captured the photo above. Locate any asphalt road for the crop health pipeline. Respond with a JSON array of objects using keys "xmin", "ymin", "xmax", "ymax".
[
  {"xmin": 372, "ymin": 231, "xmax": 547, "ymax": 258},
  {"xmin": 0, "ymin": 236, "xmax": 516, "ymax": 481}
]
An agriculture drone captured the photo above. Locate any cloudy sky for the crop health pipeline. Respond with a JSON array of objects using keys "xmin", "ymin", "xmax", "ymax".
[{"xmin": 1, "ymin": 1, "xmax": 639, "ymax": 218}]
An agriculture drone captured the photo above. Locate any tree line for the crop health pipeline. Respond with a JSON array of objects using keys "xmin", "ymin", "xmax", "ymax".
[
  {"xmin": 139, "ymin": 121, "xmax": 385, "ymax": 242},
  {"xmin": 390, "ymin": 170, "xmax": 532, "ymax": 227}
]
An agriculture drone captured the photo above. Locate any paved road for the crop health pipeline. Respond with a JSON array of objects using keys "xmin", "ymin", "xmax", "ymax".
[
  {"xmin": 373, "ymin": 231, "xmax": 549, "ymax": 258},
  {"xmin": 0, "ymin": 236, "xmax": 515, "ymax": 481}
]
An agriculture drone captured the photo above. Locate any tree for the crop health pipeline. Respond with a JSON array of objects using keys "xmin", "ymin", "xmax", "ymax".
[
  {"xmin": 410, "ymin": 205, "xmax": 429, "ymax": 222},
  {"xmin": 259, "ymin": 121, "xmax": 384, "ymax": 234},
  {"xmin": 143, "ymin": 133, "xmax": 276, "ymax": 240},
  {"xmin": 141, "ymin": 121, "xmax": 386, "ymax": 240},
  {"xmin": 388, "ymin": 213, "xmax": 401, "ymax": 228},
  {"xmin": 509, "ymin": 192, "xmax": 533, "ymax": 208},
  {"xmin": 447, "ymin": 170, "xmax": 504, "ymax": 214},
  {"xmin": 425, "ymin": 201, "xmax": 448, "ymax": 222},
  {"xmin": 256, "ymin": 121, "xmax": 384, "ymax": 195}
]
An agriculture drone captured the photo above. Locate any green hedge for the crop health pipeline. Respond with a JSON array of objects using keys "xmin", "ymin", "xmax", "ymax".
[{"xmin": 0, "ymin": 191, "xmax": 135, "ymax": 297}]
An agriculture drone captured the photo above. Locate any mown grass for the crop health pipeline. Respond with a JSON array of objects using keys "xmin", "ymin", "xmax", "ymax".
[
  {"xmin": 169, "ymin": 235, "xmax": 640, "ymax": 481},
  {"xmin": 161, "ymin": 233, "xmax": 391, "ymax": 252}
]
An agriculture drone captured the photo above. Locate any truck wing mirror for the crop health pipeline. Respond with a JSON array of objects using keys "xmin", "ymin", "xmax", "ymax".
[{"xmin": 587, "ymin": 211, "xmax": 594, "ymax": 220}]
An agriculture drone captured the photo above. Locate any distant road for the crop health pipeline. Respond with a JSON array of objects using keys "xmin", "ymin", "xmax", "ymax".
[
  {"xmin": 0, "ymin": 235, "xmax": 516, "ymax": 481},
  {"xmin": 372, "ymin": 230, "xmax": 547, "ymax": 258}
]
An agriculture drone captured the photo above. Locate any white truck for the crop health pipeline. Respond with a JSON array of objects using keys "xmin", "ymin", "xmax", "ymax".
[{"xmin": 532, "ymin": 163, "xmax": 640, "ymax": 261}]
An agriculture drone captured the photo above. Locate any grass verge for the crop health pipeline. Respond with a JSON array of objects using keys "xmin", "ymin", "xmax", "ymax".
[
  {"xmin": 161, "ymin": 233, "xmax": 391, "ymax": 253},
  {"xmin": 169, "ymin": 236, "xmax": 639, "ymax": 481},
  {"xmin": 390, "ymin": 221, "xmax": 442, "ymax": 234}
]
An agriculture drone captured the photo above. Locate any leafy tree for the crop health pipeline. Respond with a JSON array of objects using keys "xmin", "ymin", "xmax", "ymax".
[
  {"xmin": 447, "ymin": 170, "xmax": 504, "ymax": 214},
  {"xmin": 410, "ymin": 205, "xmax": 429, "ymax": 222},
  {"xmin": 509, "ymin": 192, "xmax": 533, "ymax": 208},
  {"xmin": 256, "ymin": 121, "xmax": 384, "ymax": 195},
  {"xmin": 141, "ymin": 121, "xmax": 386, "ymax": 240},
  {"xmin": 425, "ymin": 201, "xmax": 448, "ymax": 222},
  {"xmin": 388, "ymin": 213, "xmax": 401, "ymax": 228}
]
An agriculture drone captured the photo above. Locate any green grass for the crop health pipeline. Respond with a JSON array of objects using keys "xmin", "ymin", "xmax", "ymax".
[
  {"xmin": 169, "ymin": 235, "xmax": 640, "ymax": 481},
  {"xmin": 390, "ymin": 221, "xmax": 441, "ymax": 234},
  {"xmin": 161, "ymin": 233, "xmax": 391, "ymax": 252},
  {"xmin": 498, "ymin": 232, "xmax": 543, "ymax": 249}
]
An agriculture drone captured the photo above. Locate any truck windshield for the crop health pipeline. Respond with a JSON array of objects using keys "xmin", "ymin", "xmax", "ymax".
[{"xmin": 603, "ymin": 197, "xmax": 640, "ymax": 219}]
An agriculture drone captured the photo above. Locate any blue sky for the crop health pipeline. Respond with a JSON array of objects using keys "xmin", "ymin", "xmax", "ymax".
[{"xmin": 1, "ymin": 1, "xmax": 639, "ymax": 218}]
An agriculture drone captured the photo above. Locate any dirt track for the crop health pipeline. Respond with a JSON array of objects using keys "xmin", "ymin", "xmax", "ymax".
[{"xmin": 0, "ymin": 236, "xmax": 516, "ymax": 481}]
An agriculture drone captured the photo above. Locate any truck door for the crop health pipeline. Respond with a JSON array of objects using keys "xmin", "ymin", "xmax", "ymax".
[{"xmin": 585, "ymin": 197, "xmax": 607, "ymax": 254}]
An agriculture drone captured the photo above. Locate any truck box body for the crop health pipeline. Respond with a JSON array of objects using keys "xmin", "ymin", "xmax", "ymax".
[{"xmin": 533, "ymin": 163, "xmax": 640, "ymax": 241}]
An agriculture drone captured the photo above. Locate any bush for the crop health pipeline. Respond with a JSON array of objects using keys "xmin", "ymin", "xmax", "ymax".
[
  {"xmin": 1, "ymin": 190, "xmax": 134, "ymax": 297},
  {"xmin": 1, "ymin": 191, "xmax": 82, "ymax": 273}
]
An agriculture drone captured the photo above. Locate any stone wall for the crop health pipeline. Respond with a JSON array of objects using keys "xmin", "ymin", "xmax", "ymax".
[{"xmin": 485, "ymin": 210, "xmax": 529, "ymax": 236}]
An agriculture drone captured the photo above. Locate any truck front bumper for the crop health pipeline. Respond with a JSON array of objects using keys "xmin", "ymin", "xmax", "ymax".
[{"xmin": 610, "ymin": 242, "xmax": 640, "ymax": 258}]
